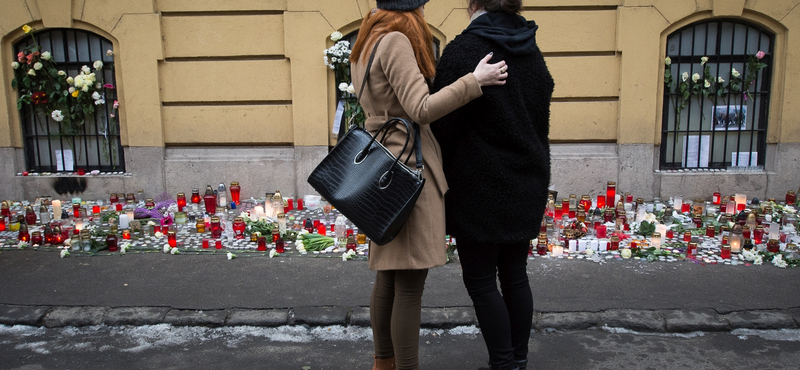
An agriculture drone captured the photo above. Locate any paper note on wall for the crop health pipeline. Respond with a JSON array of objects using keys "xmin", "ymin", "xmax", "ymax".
[
  {"xmin": 681, "ymin": 135, "xmax": 710, "ymax": 168},
  {"xmin": 333, "ymin": 100, "xmax": 345, "ymax": 135},
  {"xmin": 731, "ymin": 152, "xmax": 758, "ymax": 167},
  {"xmin": 55, "ymin": 149, "xmax": 74, "ymax": 172}
]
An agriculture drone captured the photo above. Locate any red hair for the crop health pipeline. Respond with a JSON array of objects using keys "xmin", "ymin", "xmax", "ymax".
[{"xmin": 351, "ymin": 8, "xmax": 436, "ymax": 79}]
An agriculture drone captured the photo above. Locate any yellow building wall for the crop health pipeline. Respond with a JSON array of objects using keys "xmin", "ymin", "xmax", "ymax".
[{"xmin": 1, "ymin": 0, "xmax": 799, "ymax": 155}]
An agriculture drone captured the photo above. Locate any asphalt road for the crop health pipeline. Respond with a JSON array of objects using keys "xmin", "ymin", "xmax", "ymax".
[{"xmin": 2, "ymin": 324, "xmax": 800, "ymax": 370}]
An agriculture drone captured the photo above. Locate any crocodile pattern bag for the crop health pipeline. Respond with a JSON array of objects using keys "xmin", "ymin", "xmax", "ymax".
[{"xmin": 307, "ymin": 37, "xmax": 425, "ymax": 245}]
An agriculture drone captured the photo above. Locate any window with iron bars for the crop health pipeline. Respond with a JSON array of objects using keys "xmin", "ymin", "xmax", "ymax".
[
  {"xmin": 13, "ymin": 28, "xmax": 123, "ymax": 173},
  {"xmin": 661, "ymin": 19, "xmax": 773, "ymax": 170}
]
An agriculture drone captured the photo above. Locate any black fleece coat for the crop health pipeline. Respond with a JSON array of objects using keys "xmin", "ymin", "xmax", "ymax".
[{"xmin": 431, "ymin": 12, "xmax": 554, "ymax": 244}]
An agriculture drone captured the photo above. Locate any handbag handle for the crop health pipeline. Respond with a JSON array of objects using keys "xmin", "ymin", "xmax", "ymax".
[{"xmin": 353, "ymin": 35, "xmax": 424, "ymax": 174}]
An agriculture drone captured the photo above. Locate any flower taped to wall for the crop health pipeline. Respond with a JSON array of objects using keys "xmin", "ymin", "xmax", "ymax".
[{"xmin": 324, "ymin": 32, "xmax": 365, "ymax": 133}]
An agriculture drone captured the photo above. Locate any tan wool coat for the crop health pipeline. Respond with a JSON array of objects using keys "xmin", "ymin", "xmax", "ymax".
[{"xmin": 351, "ymin": 31, "xmax": 482, "ymax": 270}]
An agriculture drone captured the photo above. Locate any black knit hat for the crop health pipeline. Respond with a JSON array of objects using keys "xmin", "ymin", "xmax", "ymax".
[{"xmin": 376, "ymin": 0, "xmax": 429, "ymax": 11}]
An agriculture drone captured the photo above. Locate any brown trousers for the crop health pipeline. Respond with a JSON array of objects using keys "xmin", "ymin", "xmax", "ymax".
[{"xmin": 371, "ymin": 269, "xmax": 429, "ymax": 370}]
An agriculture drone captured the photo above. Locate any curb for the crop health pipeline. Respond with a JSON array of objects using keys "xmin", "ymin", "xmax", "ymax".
[{"xmin": 2, "ymin": 304, "xmax": 800, "ymax": 333}]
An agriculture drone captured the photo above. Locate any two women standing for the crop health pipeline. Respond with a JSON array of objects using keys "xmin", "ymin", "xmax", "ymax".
[{"xmin": 349, "ymin": 0, "xmax": 552, "ymax": 369}]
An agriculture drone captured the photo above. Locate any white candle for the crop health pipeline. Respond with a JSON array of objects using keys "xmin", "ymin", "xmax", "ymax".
[
  {"xmin": 119, "ymin": 214, "xmax": 129, "ymax": 229},
  {"xmin": 599, "ymin": 240, "xmax": 608, "ymax": 251},
  {"xmin": 52, "ymin": 200, "xmax": 62, "ymax": 220},
  {"xmin": 655, "ymin": 224, "xmax": 668, "ymax": 237},
  {"xmin": 568, "ymin": 240, "xmax": 577, "ymax": 253},
  {"xmin": 551, "ymin": 245, "xmax": 564, "ymax": 257},
  {"xmin": 253, "ymin": 206, "xmax": 264, "ymax": 219},
  {"xmin": 578, "ymin": 240, "xmax": 587, "ymax": 252},
  {"xmin": 674, "ymin": 196, "xmax": 683, "ymax": 210},
  {"xmin": 589, "ymin": 240, "xmax": 599, "ymax": 251},
  {"xmin": 74, "ymin": 218, "xmax": 84, "ymax": 231},
  {"xmin": 735, "ymin": 194, "xmax": 747, "ymax": 210}
]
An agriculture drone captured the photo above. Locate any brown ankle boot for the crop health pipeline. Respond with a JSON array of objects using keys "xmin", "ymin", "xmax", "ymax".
[{"xmin": 372, "ymin": 356, "xmax": 395, "ymax": 370}]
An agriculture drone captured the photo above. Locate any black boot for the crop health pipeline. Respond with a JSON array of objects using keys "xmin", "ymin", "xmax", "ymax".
[{"xmin": 514, "ymin": 359, "xmax": 528, "ymax": 370}]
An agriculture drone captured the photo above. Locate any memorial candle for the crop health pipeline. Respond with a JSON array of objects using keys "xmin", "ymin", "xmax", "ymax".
[
  {"xmin": 167, "ymin": 231, "xmax": 176, "ymax": 248},
  {"xmin": 713, "ymin": 192, "xmax": 721, "ymax": 205},
  {"xmin": 177, "ymin": 193, "xmax": 187, "ymax": 212},
  {"xmin": 210, "ymin": 216, "xmax": 222, "ymax": 238},
  {"xmin": 257, "ymin": 236, "xmax": 267, "ymax": 251},
  {"xmin": 754, "ymin": 225, "xmax": 764, "ymax": 244},
  {"xmin": 230, "ymin": 182, "xmax": 241, "ymax": 205},
  {"xmin": 788, "ymin": 191, "xmax": 797, "ymax": 205},
  {"xmin": 735, "ymin": 194, "xmax": 747, "ymax": 212},
  {"xmin": 107, "ymin": 234, "xmax": 119, "ymax": 252},
  {"xmin": 606, "ymin": 182, "xmax": 616, "ymax": 208},
  {"xmin": 31, "ymin": 231, "xmax": 42, "ymax": 245},
  {"xmin": 191, "ymin": 188, "xmax": 201, "ymax": 204},
  {"xmin": 0, "ymin": 217, "xmax": 5, "ymax": 232},
  {"xmin": 52, "ymin": 200, "xmax": 62, "ymax": 221}
]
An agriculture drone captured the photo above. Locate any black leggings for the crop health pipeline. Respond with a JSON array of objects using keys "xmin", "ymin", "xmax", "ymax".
[{"xmin": 457, "ymin": 241, "xmax": 533, "ymax": 369}]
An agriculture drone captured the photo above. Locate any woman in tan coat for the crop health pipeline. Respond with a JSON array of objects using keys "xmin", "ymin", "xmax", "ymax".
[{"xmin": 350, "ymin": 1, "xmax": 508, "ymax": 369}]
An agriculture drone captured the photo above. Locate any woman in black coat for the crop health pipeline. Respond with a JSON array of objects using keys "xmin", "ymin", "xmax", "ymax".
[{"xmin": 431, "ymin": 1, "xmax": 554, "ymax": 369}]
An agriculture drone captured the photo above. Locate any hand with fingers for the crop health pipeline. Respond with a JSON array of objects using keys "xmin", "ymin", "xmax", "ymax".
[{"xmin": 472, "ymin": 52, "xmax": 508, "ymax": 86}]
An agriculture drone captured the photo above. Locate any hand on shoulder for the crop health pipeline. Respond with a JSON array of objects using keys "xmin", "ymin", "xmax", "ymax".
[{"xmin": 472, "ymin": 53, "xmax": 508, "ymax": 87}]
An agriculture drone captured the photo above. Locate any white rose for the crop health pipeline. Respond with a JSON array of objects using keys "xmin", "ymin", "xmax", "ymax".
[
  {"xmin": 681, "ymin": 72, "xmax": 688, "ymax": 82},
  {"xmin": 66, "ymin": 76, "xmax": 74, "ymax": 85},
  {"xmin": 700, "ymin": 56, "xmax": 708, "ymax": 65},
  {"xmin": 154, "ymin": 231, "xmax": 163, "ymax": 238},
  {"xmin": 93, "ymin": 60, "xmax": 103, "ymax": 70},
  {"xmin": 89, "ymin": 73, "xmax": 96, "ymax": 82},
  {"xmin": 731, "ymin": 68, "xmax": 740, "ymax": 78},
  {"xmin": 68, "ymin": 87, "xmax": 75, "ymax": 93},
  {"xmin": 227, "ymin": 252, "xmax": 236, "ymax": 260},
  {"xmin": 51, "ymin": 110, "xmax": 64, "ymax": 122},
  {"xmin": 346, "ymin": 83, "xmax": 356, "ymax": 94},
  {"xmin": 94, "ymin": 99, "xmax": 105, "ymax": 105},
  {"xmin": 60, "ymin": 249, "xmax": 69, "ymax": 258},
  {"xmin": 57, "ymin": 70, "xmax": 66, "ymax": 76},
  {"xmin": 92, "ymin": 91, "xmax": 101, "ymax": 100},
  {"xmin": 338, "ymin": 82, "xmax": 349, "ymax": 92},
  {"xmin": 718, "ymin": 77, "xmax": 725, "ymax": 84},
  {"xmin": 28, "ymin": 69, "xmax": 36, "ymax": 76},
  {"xmin": 11, "ymin": 62, "xmax": 19, "ymax": 69},
  {"xmin": 664, "ymin": 57, "xmax": 671, "ymax": 66},
  {"xmin": 170, "ymin": 247, "xmax": 179, "ymax": 255},
  {"xmin": 269, "ymin": 249, "xmax": 277, "ymax": 258},
  {"xmin": 41, "ymin": 51, "xmax": 51, "ymax": 60},
  {"xmin": 620, "ymin": 248, "xmax": 632, "ymax": 259},
  {"xmin": 704, "ymin": 79, "xmax": 711, "ymax": 88},
  {"xmin": 106, "ymin": 49, "xmax": 114, "ymax": 57},
  {"xmin": 692, "ymin": 73, "xmax": 700, "ymax": 83},
  {"xmin": 330, "ymin": 31, "xmax": 343, "ymax": 42},
  {"xmin": 81, "ymin": 65, "xmax": 91, "ymax": 74}
]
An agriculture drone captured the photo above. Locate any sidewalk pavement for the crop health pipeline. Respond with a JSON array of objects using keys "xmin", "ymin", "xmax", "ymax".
[{"xmin": 1, "ymin": 249, "xmax": 800, "ymax": 333}]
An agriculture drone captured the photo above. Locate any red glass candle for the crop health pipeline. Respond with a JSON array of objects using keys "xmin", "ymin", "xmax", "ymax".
[
  {"xmin": 167, "ymin": 231, "xmax": 177, "ymax": 248},
  {"xmin": 154, "ymin": 225, "xmax": 162, "ymax": 234},
  {"xmin": 625, "ymin": 193, "xmax": 633, "ymax": 203},
  {"xmin": 73, "ymin": 204, "xmax": 81, "ymax": 219},
  {"xmin": 606, "ymin": 182, "xmax": 616, "ymax": 206},
  {"xmin": 720, "ymin": 201, "xmax": 727, "ymax": 214},
  {"xmin": 126, "ymin": 193, "xmax": 136, "ymax": 202},
  {"xmin": 313, "ymin": 219, "xmax": 321, "ymax": 229},
  {"xmin": 210, "ymin": 216, "xmax": 222, "ymax": 238},
  {"xmin": 92, "ymin": 205, "xmax": 100, "ymax": 214},
  {"xmin": 568, "ymin": 209, "xmax": 576, "ymax": 219},
  {"xmin": 720, "ymin": 244, "xmax": 731, "ymax": 259},
  {"xmin": 272, "ymin": 228, "xmax": 280, "ymax": 243},
  {"xmin": 202, "ymin": 238, "xmax": 210, "ymax": 249},
  {"xmin": 317, "ymin": 224, "xmax": 326, "ymax": 235},
  {"xmin": 177, "ymin": 193, "xmax": 187, "ymax": 212},
  {"xmin": 191, "ymin": 188, "xmax": 201, "ymax": 204},
  {"xmin": 681, "ymin": 203, "xmax": 691, "ymax": 214},
  {"xmin": 286, "ymin": 198, "xmax": 294, "ymax": 211},
  {"xmin": 596, "ymin": 195, "xmax": 606, "ymax": 209},
  {"xmin": 787, "ymin": 191, "xmax": 797, "ymax": 205},
  {"xmin": 1, "ymin": 202, "xmax": 10, "ymax": 218},
  {"xmin": 347, "ymin": 229, "xmax": 354, "ymax": 237},
  {"xmin": 115, "ymin": 203, "xmax": 123, "ymax": 212},
  {"xmin": 215, "ymin": 239, "xmax": 223, "ymax": 249},
  {"xmin": 754, "ymin": 226, "xmax": 764, "ymax": 244},
  {"xmin": 692, "ymin": 216, "xmax": 702, "ymax": 228},
  {"xmin": 609, "ymin": 235, "xmax": 620, "ymax": 251},
  {"xmin": 232, "ymin": 217, "xmax": 246, "ymax": 239},
  {"xmin": 25, "ymin": 207, "xmax": 37, "ymax": 225},
  {"xmin": 604, "ymin": 209, "xmax": 615, "ymax": 223},
  {"xmin": 596, "ymin": 225, "xmax": 607, "ymax": 239},
  {"xmin": 346, "ymin": 234, "xmax": 357, "ymax": 252},
  {"xmin": 257, "ymin": 236, "xmax": 267, "ymax": 251},
  {"xmin": 0, "ymin": 217, "xmax": 5, "ymax": 232},
  {"xmin": 713, "ymin": 192, "xmax": 721, "ymax": 205},
  {"xmin": 561, "ymin": 199, "xmax": 570, "ymax": 214},
  {"xmin": 766, "ymin": 239, "xmax": 779, "ymax": 253},
  {"xmin": 705, "ymin": 225, "xmax": 715, "ymax": 238},
  {"xmin": 666, "ymin": 229, "xmax": 674, "ymax": 239},
  {"xmin": 580, "ymin": 196, "xmax": 591, "ymax": 213},
  {"xmin": 687, "ymin": 242, "xmax": 697, "ymax": 256},
  {"xmin": 554, "ymin": 205, "xmax": 563, "ymax": 219},
  {"xmin": 630, "ymin": 240, "xmax": 638, "ymax": 252},
  {"xmin": 230, "ymin": 182, "xmax": 241, "ymax": 205},
  {"xmin": 31, "ymin": 231, "xmax": 43, "ymax": 245},
  {"xmin": 742, "ymin": 226, "xmax": 751, "ymax": 239},
  {"xmin": 330, "ymin": 222, "xmax": 335, "ymax": 233},
  {"xmin": 122, "ymin": 230, "xmax": 131, "ymax": 240},
  {"xmin": 110, "ymin": 193, "xmax": 119, "ymax": 204},
  {"xmin": 17, "ymin": 225, "xmax": 31, "ymax": 242},
  {"xmin": 683, "ymin": 231, "xmax": 692, "ymax": 242},
  {"xmin": 107, "ymin": 234, "xmax": 119, "ymax": 252},
  {"xmin": 203, "ymin": 187, "xmax": 217, "ymax": 214},
  {"xmin": 275, "ymin": 236, "xmax": 285, "ymax": 253},
  {"xmin": 297, "ymin": 198, "xmax": 304, "ymax": 210},
  {"xmin": 537, "ymin": 237, "xmax": 547, "ymax": 256}
]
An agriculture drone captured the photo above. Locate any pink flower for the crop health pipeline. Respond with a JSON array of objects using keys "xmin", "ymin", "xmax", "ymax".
[
  {"xmin": 103, "ymin": 84, "xmax": 114, "ymax": 89},
  {"xmin": 17, "ymin": 52, "xmax": 25, "ymax": 62},
  {"xmin": 110, "ymin": 113, "xmax": 115, "ymax": 118},
  {"xmin": 113, "ymin": 100, "xmax": 119, "ymax": 109},
  {"xmin": 756, "ymin": 51, "xmax": 765, "ymax": 60}
]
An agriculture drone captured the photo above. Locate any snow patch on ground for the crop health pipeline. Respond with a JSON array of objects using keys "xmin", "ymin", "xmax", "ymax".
[
  {"xmin": 601, "ymin": 325, "xmax": 707, "ymax": 339},
  {"xmin": 732, "ymin": 329, "xmax": 800, "ymax": 342}
]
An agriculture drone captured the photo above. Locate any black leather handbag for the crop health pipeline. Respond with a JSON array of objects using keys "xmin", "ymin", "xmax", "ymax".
[{"xmin": 307, "ymin": 37, "xmax": 425, "ymax": 245}]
